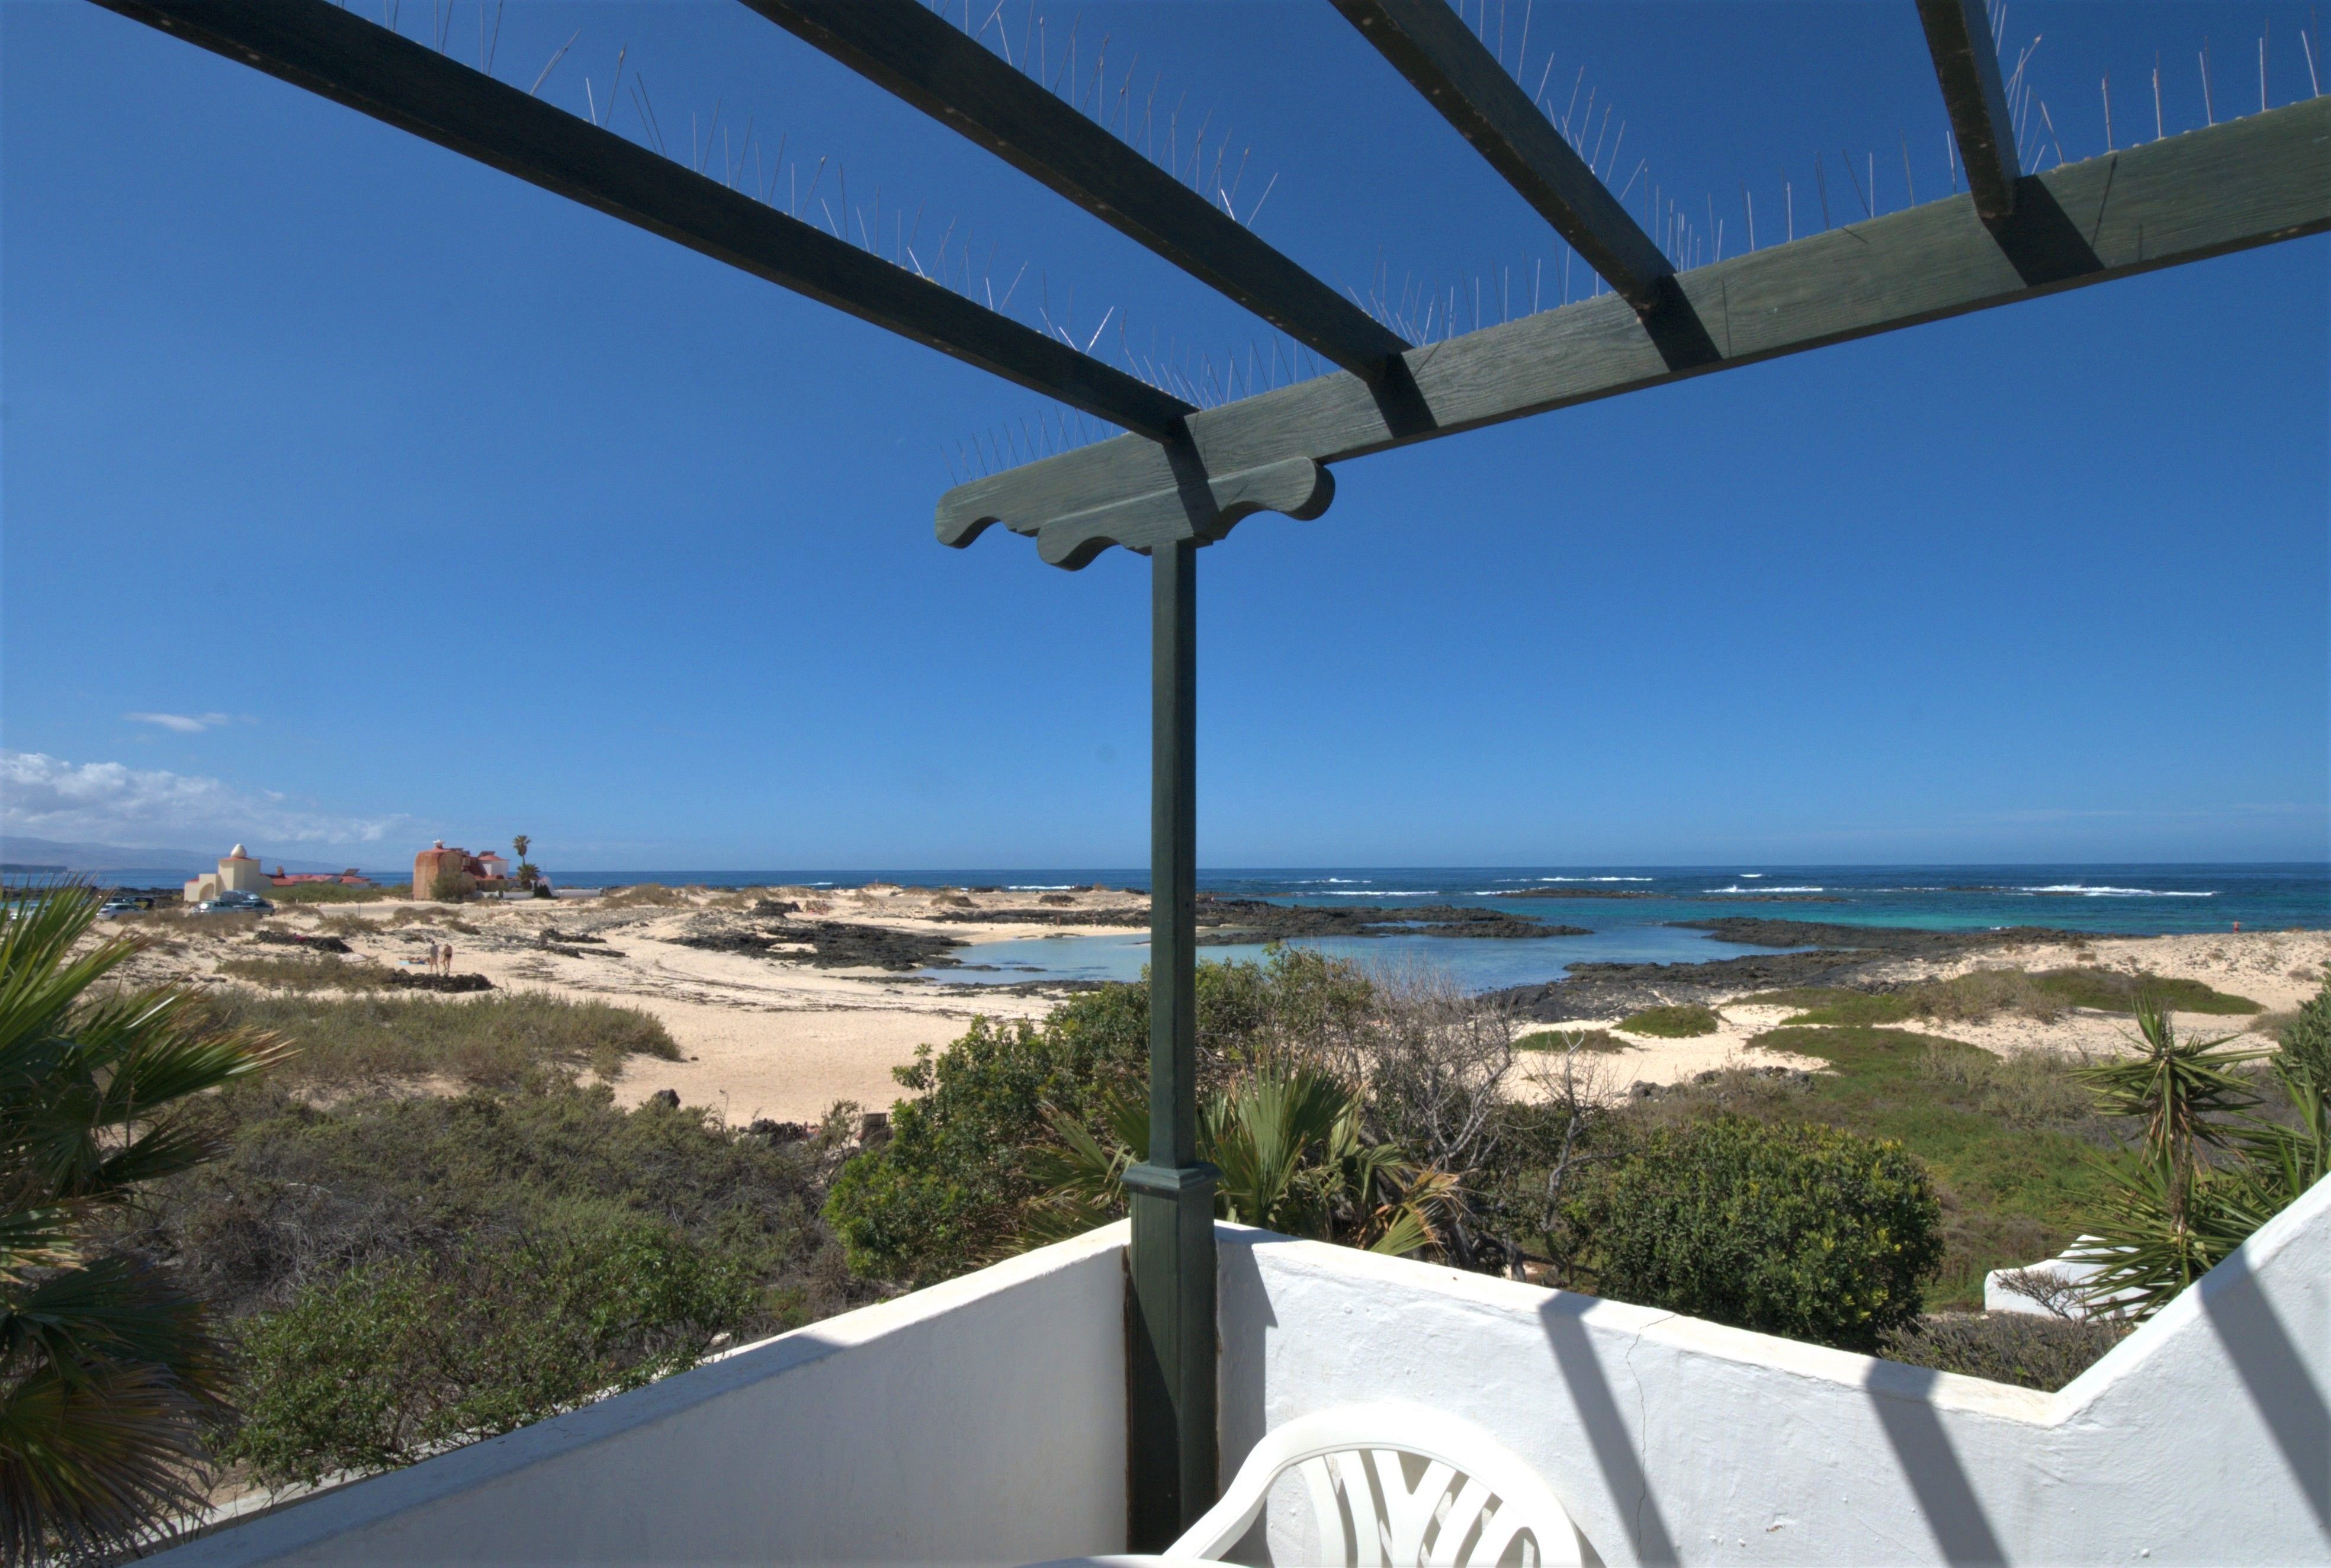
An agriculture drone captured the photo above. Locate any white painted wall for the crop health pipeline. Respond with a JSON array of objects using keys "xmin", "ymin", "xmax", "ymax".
[
  {"xmin": 1218, "ymin": 1173, "xmax": 2331, "ymax": 1566},
  {"xmin": 162, "ymin": 1175, "xmax": 2330, "ymax": 1566},
  {"xmin": 155, "ymin": 1228, "xmax": 1131, "ymax": 1566}
]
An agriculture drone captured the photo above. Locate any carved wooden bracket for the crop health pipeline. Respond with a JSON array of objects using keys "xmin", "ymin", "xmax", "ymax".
[{"xmin": 936, "ymin": 455, "xmax": 1335, "ymax": 570}]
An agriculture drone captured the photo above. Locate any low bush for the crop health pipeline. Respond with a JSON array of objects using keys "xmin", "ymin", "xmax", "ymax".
[
  {"xmin": 222, "ymin": 1214, "xmax": 765, "ymax": 1486},
  {"xmin": 218, "ymin": 952, "xmax": 397, "ymax": 992},
  {"xmin": 192, "ymin": 990, "xmax": 679, "ymax": 1091},
  {"xmin": 1616, "ymin": 1004, "xmax": 1719, "ymax": 1038},
  {"xmin": 1579, "ymin": 1116, "xmax": 1943, "ymax": 1351},
  {"xmin": 2277, "ymin": 979, "xmax": 2331, "ymax": 1082},
  {"xmin": 2033, "ymin": 968, "xmax": 2259, "ymax": 1016},
  {"xmin": 1516, "ymin": 1027, "xmax": 1630, "ymax": 1053},
  {"xmin": 1757, "ymin": 969, "xmax": 2257, "ymax": 1027},
  {"xmin": 265, "ymin": 882, "xmax": 407, "ymax": 904},
  {"xmin": 599, "ymin": 883, "xmax": 686, "ymax": 910},
  {"xmin": 1879, "ymin": 1312, "xmax": 2127, "ymax": 1392},
  {"xmin": 1915, "ymin": 1043, "xmax": 2095, "ymax": 1127}
]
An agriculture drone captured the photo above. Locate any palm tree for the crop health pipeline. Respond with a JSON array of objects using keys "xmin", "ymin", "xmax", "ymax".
[
  {"xmin": 1, "ymin": 883, "xmax": 286, "ymax": 1562},
  {"xmin": 512, "ymin": 836, "xmax": 536, "ymax": 889}
]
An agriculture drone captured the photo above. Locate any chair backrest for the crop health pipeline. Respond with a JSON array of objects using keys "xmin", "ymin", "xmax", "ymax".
[{"xmin": 1167, "ymin": 1403, "xmax": 1583, "ymax": 1568}]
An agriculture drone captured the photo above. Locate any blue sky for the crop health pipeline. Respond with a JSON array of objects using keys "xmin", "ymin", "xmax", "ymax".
[{"xmin": 4, "ymin": 1, "xmax": 2324, "ymax": 870}]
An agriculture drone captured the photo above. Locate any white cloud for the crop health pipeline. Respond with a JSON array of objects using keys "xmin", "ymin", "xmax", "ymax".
[
  {"xmin": 0, "ymin": 751, "xmax": 404, "ymax": 849},
  {"xmin": 123, "ymin": 712, "xmax": 237, "ymax": 734}
]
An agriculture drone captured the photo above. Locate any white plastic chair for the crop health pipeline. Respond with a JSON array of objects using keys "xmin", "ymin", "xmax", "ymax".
[{"xmin": 1166, "ymin": 1403, "xmax": 1584, "ymax": 1568}]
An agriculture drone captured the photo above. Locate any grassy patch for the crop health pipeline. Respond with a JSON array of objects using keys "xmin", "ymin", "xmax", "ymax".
[
  {"xmin": 1617, "ymin": 1004, "xmax": 1720, "ymax": 1038},
  {"xmin": 195, "ymin": 990, "xmax": 680, "ymax": 1091},
  {"xmin": 267, "ymin": 882, "xmax": 410, "ymax": 904},
  {"xmin": 1745, "ymin": 968, "xmax": 2257, "ymax": 1028},
  {"xmin": 2031, "ymin": 968, "xmax": 2258, "ymax": 1016},
  {"xmin": 218, "ymin": 952, "xmax": 398, "ymax": 992},
  {"xmin": 1516, "ymin": 1027, "xmax": 1632, "ymax": 1053},
  {"xmin": 1664, "ymin": 1024, "xmax": 2121, "ymax": 1306}
]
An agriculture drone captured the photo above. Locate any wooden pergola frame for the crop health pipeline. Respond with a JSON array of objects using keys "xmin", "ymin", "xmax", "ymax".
[{"xmin": 92, "ymin": 0, "xmax": 2330, "ymax": 1547}]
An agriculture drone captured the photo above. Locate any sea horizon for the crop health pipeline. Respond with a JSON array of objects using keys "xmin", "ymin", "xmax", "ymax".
[{"xmin": 75, "ymin": 860, "xmax": 2325, "ymax": 993}]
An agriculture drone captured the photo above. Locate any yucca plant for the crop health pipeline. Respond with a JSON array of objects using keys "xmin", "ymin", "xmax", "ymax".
[
  {"xmin": 1, "ymin": 882, "xmax": 286, "ymax": 1563},
  {"xmin": 2070, "ymin": 991, "xmax": 2265, "ymax": 1319},
  {"xmin": 1026, "ymin": 1061, "xmax": 1455, "ymax": 1257}
]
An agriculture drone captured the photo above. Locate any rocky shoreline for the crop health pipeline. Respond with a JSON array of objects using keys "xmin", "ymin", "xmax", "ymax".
[
  {"xmin": 1192, "ymin": 898, "xmax": 1587, "ymax": 943},
  {"xmin": 1489, "ymin": 918, "xmax": 2113, "ymax": 1022},
  {"xmin": 934, "ymin": 897, "xmax": 1590, "ymax": 943}
]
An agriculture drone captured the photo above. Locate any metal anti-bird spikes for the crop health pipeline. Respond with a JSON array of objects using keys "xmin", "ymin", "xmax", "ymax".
[
  {"xmin": 939, "ymin": 97, "xmax": 2331, "ymax": 568},
  {"xmin": 741, "ymin": 0, "xmax": 1413, "ymax": 383},
  {"xmin": 1331, "ymin": 0, "xmax": 1720, "ymax": 370},
  {"xmin": 91, "ymin": 0, "xmax": 1196, "ymax": 444}
]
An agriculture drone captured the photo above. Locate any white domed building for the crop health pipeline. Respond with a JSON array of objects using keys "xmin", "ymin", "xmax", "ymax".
[{"xmin": 182, "ymin": 843, "xmax": 268, "ymax": 903}]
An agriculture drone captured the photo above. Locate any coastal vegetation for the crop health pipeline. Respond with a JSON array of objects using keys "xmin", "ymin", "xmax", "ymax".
[
  {"xmin": 191, "ymin": 990, "xmax": 679, "ymax": 1090},
  {"xmin": 1742, "ymin": 966, "xmax": 2261, "ymax": 1028},
  {"xmin": 9, "ymin": 875, "xmax": 2323, "ymax": 1521},
  {"xmin": 1615, "ymin": 1003, "xmax": 1720, "ymax": 1037},
  {"xmin": 216, "ymin": 951, "xmax": 400, "ymax": 993},
  {"xmin": 1578, "ymin": 1117, "xmax": 1941, "ymax": 1351},
  {"xmin": 1, "ymin": 885, "xmax": 284, "ymax": 1561},
  {"xmin": 2065, "ymin": 992, "xmax": 2328, "ymax": 1319},
  {"xmin": 1621, "ymin": 1027, "xmax": 2113, "ymax": 1305},
  {"xmin": 1516, "ymin": 1027, "xmax": 1629, "ymax": 1052},
  {"xmin": 262, "ymin": 882, "xmax": 410, "ymax": 905}
]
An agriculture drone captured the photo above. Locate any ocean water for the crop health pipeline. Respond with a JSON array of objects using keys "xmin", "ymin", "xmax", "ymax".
[
  {"xmin": 548, "ymin": 863, "xmax": 2328, "ymax": 992},
  {"xmin": 88, "ymin": 862, "xmax": 2321, "ymax": 992}
]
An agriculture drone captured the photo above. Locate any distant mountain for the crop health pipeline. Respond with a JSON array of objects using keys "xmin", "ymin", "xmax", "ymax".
[{"xmin": 0, "ymin": 837, "xmax": 372, "ymax": 875}]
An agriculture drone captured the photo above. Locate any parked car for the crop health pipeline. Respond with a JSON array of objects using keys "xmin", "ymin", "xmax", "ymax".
[
  {"xmin": 98, "ymin": 898, "xmax": 145, "ymax": 918},
  {"xmin": 195, "ymin": 891, "xmax": 274, "ymax": 914}
]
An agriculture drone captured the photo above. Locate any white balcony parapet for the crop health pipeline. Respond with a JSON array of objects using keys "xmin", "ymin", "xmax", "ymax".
[{"xmin": 158, "ymin": 1174, "xmax": 2330, "ymax": 1565}]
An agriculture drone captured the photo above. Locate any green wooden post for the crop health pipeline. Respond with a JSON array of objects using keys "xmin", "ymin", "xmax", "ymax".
[{"xmin": 1124, "ymin": 538, "xmax": 1218, "ymax": 1549}]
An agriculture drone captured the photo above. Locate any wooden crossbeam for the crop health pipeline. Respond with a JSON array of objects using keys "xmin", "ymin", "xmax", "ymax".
[
  {"xmin": 742, "ymin": 0, "xmax": 1411, "ymax": 381},
  {"xmin": 939, "ymin": 98, "xmax": 2330, "ymax": 567},
  {"xmin": 1917, "ymin": 0, "xmax": 2021, "ymax": 229},
  {"xmin": 91, "ymin": 0, "xmax": 1196, "ymax": 442},
  {"xmin": 1330, "ymin": 0, "xmax": 1716, "ymax": 368}
]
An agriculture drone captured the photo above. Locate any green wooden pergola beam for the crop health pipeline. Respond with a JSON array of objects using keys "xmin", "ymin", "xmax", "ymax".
[
  {"xmin": 1916, "ymin": 0, "xmax": 2022, "ymax": 229},
  {"xmin": 89, "ymin": 0, "xmax": 1197, "ymax": 443},
  {"xmin": 937, "ymin": 95, "xmax": 2331, "ymax": 565},
  {"xmin": 741, "ymin": 0, "xmax": 1412, "ymax": 382},
  {"xmin": 1330, "ymin": 0, "xmax": 1717, "ymax": 368}
]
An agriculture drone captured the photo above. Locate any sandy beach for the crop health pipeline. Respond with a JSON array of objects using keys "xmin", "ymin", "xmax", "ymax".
[{"xmin": 119, "ymin": 886, "xmax": 2329, "ymax": 1120}]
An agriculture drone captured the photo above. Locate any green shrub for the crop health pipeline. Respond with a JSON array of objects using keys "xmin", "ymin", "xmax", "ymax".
[
  {"xmin": 2035, "ymin": 968, "xmax": 2259, "ymax": 1016},
  {"xmin": 2278, "ymin": 976, "xmax": 2331, "ymax": 1083},
  {"xmin": 192, "ymin": 990, "xmax": 678, "ymax": 1090},
  {"xmin": 124, "ymin": 1082, "xmax": 846, "ymax": 1325},
  {"xmin": 265, "ymin": 882, "xmax": 405, "ymax": 904},
  {"xmin": 1617, "ymin": 1004, "xmax": 1720, "ymax": 1038},
  {"xmin": 825, "ymin": 1000, "xmax": 1147, "ymax": 1286},
  {"xmin": 223, "ymin": 1216, "xmax": 760, "ymax": 1486},
  {"xmin": 1516, "ymin": 1027, "xmax": 1631, "ymax": 1053},
  {"xmin": 1915, "ymin": 1043, "xmax": 2094, "ymax": 1126},
  {"xmin": 218, "ymin": 952, "xmax": 397, "ymax": 992},
  {"xmin": 1758, "ymin": 969, "xmax": 2257, "ymax": 1028},
  {"xmin": 825, "ymin": 949, "xmax": 1375, "ymax": 1286},
  {"xmin": 1879, "ymin": 1312, "xmax": 2127, "ymax": 1391},
  {"xmin": 1582, "ymin": 1116, "xmax": 1943, "ymax": 1350}
]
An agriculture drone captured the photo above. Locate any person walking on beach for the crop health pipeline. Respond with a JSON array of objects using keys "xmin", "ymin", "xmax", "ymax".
[{"xmin": 439, "ymin": 942, "xmax": 454, "ymax": 976}]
